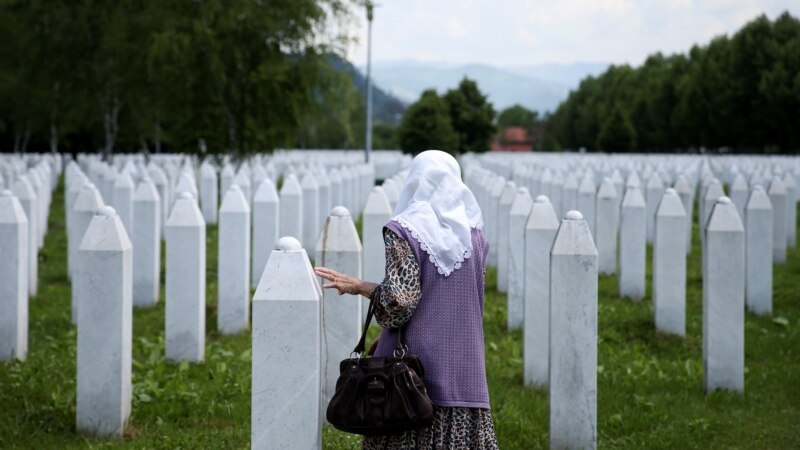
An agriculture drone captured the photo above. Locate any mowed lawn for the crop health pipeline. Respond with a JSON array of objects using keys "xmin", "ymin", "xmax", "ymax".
[{"xmin": 1, "ymin": 178, "xmax": 799, "ymax": 449}]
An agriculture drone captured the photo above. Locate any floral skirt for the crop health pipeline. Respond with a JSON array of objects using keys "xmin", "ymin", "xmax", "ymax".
[{"xmin": 362, "ymin": 406, "xmax": 499, "ymax": 450}]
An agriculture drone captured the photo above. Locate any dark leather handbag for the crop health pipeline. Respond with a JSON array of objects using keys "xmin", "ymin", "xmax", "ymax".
[{"xmin": 326, "ymin": 296, "xmax": 435, "ymax": 435}]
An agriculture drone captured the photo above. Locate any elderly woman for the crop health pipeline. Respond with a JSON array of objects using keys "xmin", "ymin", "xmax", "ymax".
[{"xmin": 315, "ymin": 150, "xmax": 498, "ymax": 449}]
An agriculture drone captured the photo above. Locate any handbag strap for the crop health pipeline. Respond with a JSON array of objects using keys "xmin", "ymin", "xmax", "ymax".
[{"xmin": 352, "ymin": 294, "xmax": 408, "ymax": 356}]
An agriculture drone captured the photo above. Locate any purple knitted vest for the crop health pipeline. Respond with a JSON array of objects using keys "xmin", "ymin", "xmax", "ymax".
[{"xmin": 374, "ymin": 220, "xmax": 491, "ymax": 409}]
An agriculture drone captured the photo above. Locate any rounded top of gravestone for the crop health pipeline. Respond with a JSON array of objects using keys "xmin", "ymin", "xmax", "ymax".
[
  {"xmin": 535, "ymin": 195, "xmax": 550, "ymax": 203},
  {"xmin": 179, "ymin": 191, "xmax": 194, "ymax": 200},
  {"xmin": 331, "ymin": 205, "xmax": 350, "ymax": 217},
  {"xmin": 716, "ymin": 196, "xmax": 732, "ymax": 205},
  {"xmin": 0, "ymin": 190, "xmax": 11, "ymax": 197},
  {"xmin": 518, "ymin": 187, "xmax": 529, "ymax": 195},
  {"xmin": 753, "ymin": 184, "xmax": 765, "ymax": 192},
  {"xmin": 371, "ymin": 186, "xmax": 384, "ymax": 194},
  {"xmin": 664, "ymin": 187, "xmax": 677, "ymax": 196},
  {"xmin": 565, "ymin": 210, "xmax": 584, "ymax": 220},
  {"xmin": 505, "ymin": 181, "xmax": 515, "ymax": 188},
  {"xmin": 98, "ymin": 206, "xmax": 117, "ymax": 217},
  {"xmin": 275, "ymin": 236, "xmax": 302, "ymax": 251},
  {"xmin": 230, "ymin": 184, "xmax": 242, "ymax": 193}
]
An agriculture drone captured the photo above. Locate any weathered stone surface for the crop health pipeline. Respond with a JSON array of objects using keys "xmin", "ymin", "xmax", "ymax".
[
  {"xmin": 508, "ymin": 187, "xmax": 533, "ymax": 331},
  {"xmin": 745, "ymin": 186, "xmax": 773, "ymax": 315},
  {"xmin": 252, "ymin": 178, "xmax": 280, "ymax": 289},
  {"xmin": 75, "ymin": 206, "xmax": 132, "ymax": 438},
  {"xmin": 619, "ymin": 185, "xmax": 646, "ymax": 299},
  {"xmin": 316, "ymin": 206, "xmax": 362, "ymax": 408},
  {"xmin": 165, "ymin": 192, "xmax": 206, "ymax": 362},
  {"xmin": 132, "ymin": 178, "xmax": 161, "ymax": 306},
  {"xmin": 0, "ymin": 190, "xmax": 28, "ymax": 361},
  {"xmin": 523, "ymin": 195, "xmax": 558, "ymax": 387},
  {"xmin": 654, "ymin": 188, "xmax": 687, "ymax": 335},
  {"xmin": 550, "ymin": 210, "xmax": 598, "ymax": 450},
  {"xmin": 218, "ymin": 185, "xmax": 251, "ymax": 334},
  {"xmin": 703, "ymin": 196, "xmax": 745, "ymax": 394},
  {"xmin": 595, "ymin": 177, "xmax": 618, "ymax": 275},
  {"xmin": 252, "ymin": 237, "xmax": 322, "ymax": 450}
]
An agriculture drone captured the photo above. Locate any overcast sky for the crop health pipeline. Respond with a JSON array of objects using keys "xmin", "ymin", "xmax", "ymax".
[{"xmin": 346, "ymin": 0, "xmax": 799, "ymax": 67}]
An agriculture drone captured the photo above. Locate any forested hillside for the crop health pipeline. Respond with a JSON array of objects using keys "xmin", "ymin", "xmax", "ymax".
[{"xmin": 546, "ymin": 12, "xmax": 800, "ymax": 153}]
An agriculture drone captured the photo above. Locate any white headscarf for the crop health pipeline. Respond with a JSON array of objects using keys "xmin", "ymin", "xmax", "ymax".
[{"xmin": 391, "ymin": 150, "xmax": 483, "ymax": 276}]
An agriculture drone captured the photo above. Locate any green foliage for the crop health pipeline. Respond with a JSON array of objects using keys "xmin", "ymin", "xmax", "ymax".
[
  {"xmin": 547, "ymin": 12, "xmax": 800, "ymax": 152},
  {"xmin": 443, "ymin": 78, "xmax": 497, "ymax": 153},
  {"xmin": 0, "ymin": 0, "xmax": 356, "ymax": 155},
  {"xmin": 596, "ymin": 103, "xmax": 637, "ymax": 151},
  {"xmin": 398, "ymin": 89, "xmax": 458, "ymax": 155},
  {"xmin": 497, "ymin": 104, "xmax": 539, "ymax": 132}
]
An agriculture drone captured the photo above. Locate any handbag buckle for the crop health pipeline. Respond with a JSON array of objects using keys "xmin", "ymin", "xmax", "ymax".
[
  {"xmin": 392, "ymin": 344, "xmax": 408, "ymax": 358},
  {"xmin": 350, "ymin": 351, "xmax": 361, "ymax": 360}
]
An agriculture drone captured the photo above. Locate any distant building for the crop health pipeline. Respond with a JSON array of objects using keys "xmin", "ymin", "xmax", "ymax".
[{"xmin": 491, "ymin": 126, "xmax": 532, "ymax": 152}]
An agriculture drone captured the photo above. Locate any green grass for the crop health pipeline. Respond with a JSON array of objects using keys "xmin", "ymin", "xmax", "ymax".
[{"xmin": 2, "ymin": 178, "xmax": 799, "ymax": 449}]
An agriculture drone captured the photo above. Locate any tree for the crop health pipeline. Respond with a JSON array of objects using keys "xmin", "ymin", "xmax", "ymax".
[
  {"xmin": 398, "ymin": 89, "xmax": 458, "ymax": 155},
  {"xmin": 596, "ymin": 104, "xmax": 636, "ymax": 152},
  {"xmin": 443, "ymin": 78, "xmax": 496, "ymax": 153},
  {"xmin": 497, "ymin": 104, "xmax": 538, "ymax": 130}
]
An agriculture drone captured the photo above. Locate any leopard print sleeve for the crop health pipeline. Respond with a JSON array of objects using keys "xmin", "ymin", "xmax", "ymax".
[{"xmin": 369, "ymin": 228, "xmax": 422, "ymax": 329}]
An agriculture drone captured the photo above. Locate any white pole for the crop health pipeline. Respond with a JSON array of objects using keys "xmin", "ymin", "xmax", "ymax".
[{"xmin": 364, "ymin": 2, "xmax": 374, "ymax": 163}]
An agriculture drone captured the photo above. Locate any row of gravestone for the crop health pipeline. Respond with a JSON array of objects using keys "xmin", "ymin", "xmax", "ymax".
[
  {"xmin": 53, "ymin": 152, "xmax": 410, "ymax": 439},
  {"xmin": 460, "ymin": 151, "xmax": 799, "ymax": 450},
  {"xmin": 0, "ymin": 153, "xmax": 62, "ymax": 361}
]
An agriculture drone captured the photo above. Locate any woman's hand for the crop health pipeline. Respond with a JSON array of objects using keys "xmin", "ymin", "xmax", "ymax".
[{"xmin": 314, "ymin": 267, "xmax": 377, "ymax": 298}]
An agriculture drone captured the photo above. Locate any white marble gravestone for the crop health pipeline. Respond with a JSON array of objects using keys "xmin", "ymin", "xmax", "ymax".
[
  {"xmin": 745, "ymin": 186, "xmax": 773, "ymax": 315},
  {"xmin": 252, "ymin": 178, "xmax": 280, "ymax": 289},
  {"xmin": 0, "ymin": 190, "xmax": 28, "ymax": 361},
  {"xmin": 730, "ymin": 173, "xmax": 749, "ymax": 221},
  {"xmin": 132, "ymin": 178, "xmax": 161, "ymax": 306},
  {"xmin": 508, "ymin": 187, "xmax": 533, "ymax": 331},
  {"xmin": 362, "ymin": 186, "xmax": 392, "ymax": 321},
  {"xmin": 523, "ymin": 195, "xmax": 558, "ymax": 387},
  {"xmin": 75, "ymin": 206, "xmax": 132, "ymax": 438},
  {"xmin": 549, "ymin": 210, "xmax": 598, "ymax": 450},
  {"xmin": 11, "ymin": 176, "xmax": 39, "ymax": 299},
  {"xmin": 595, "ymin": 177, "xmax": 618, "ymax": 275},
  {"xmin": 220, "ymin": 164, "xmax": 234, "ymax": 203},
  {"xmin": 653, "ymin": 188, "xmax": 687, "ymax": 335},
  {"xmin": 619, "ymin": 185, "xmax": 646, "ymax": 299},
  {"xmin": 252, "ymin": 237, "xmax": 322, "ymax": 450},
  {"xmin": 71, "ymin": 183, "xmax": 104, "ymax": 322},
  {"xmin": 645, "ymin": 173, "xmax": 664, "ymax": 243},
  {"xmin": 279, "ymin": 174, "xmax": 303, "ymax": 244},
  {"xmin": 148, "ymin": 164, "xmax": 169, "ymax": 238},
  {"xmin": 200, "ymin": 163, "xmax": 219, "ymax": 225},
  {"xmin": 783, "ymin": 173, "xmax": 797, "ymax": 248},
  {"xmin": 112, "ymin": 171, "xmax": 134, "ymax": 234},
  {"xmin": 165, "ymin": 192, "xmax": 206, "ymax": 362},
  {"xmin": 316, "ymin": 206, "xmax": 362, "ymax": 408},
  {"xmin": 497, "ymin": 181, "xmax": 517, "ymax": 293},
  {"xmin": 768, "ymin": 176, "xmax": 787, "ymax": 264},
  {"xmin": 578, "ymin": 174, "xmax": 596, "ymax": 238},
  {"xmin": 218, "ymin": 185, "xmax": 251, "ymax": 334},
  {"xmin": 673, "ymin": 175, "xmax": 693, "ymax": 255},
  {"xmin": 487, "ymin": 176, "xmax": 505, "ymax": 266},
  {"xmin": 301, "ymin": 173, "xmax": 320, "ymax": 251},
  {"xmin": 703, "ymin": 196, "xmax": 744, "ymax": 394}
]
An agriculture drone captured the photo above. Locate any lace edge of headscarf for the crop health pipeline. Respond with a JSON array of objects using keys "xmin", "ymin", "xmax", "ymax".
[{"xmin": 391, "ymin": 217, "xmax": 482, "ymax": 277}]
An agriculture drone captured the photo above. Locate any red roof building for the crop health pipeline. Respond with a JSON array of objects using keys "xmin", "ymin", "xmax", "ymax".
[{"xmin": 491, "ymin": 126, "xmax": 532, "ymax": 152}]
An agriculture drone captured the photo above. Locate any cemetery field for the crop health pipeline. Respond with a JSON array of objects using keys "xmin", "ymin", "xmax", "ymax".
[{"xmin": 1, "ymin": 179, "xmax": 799, "ymax": 449}]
